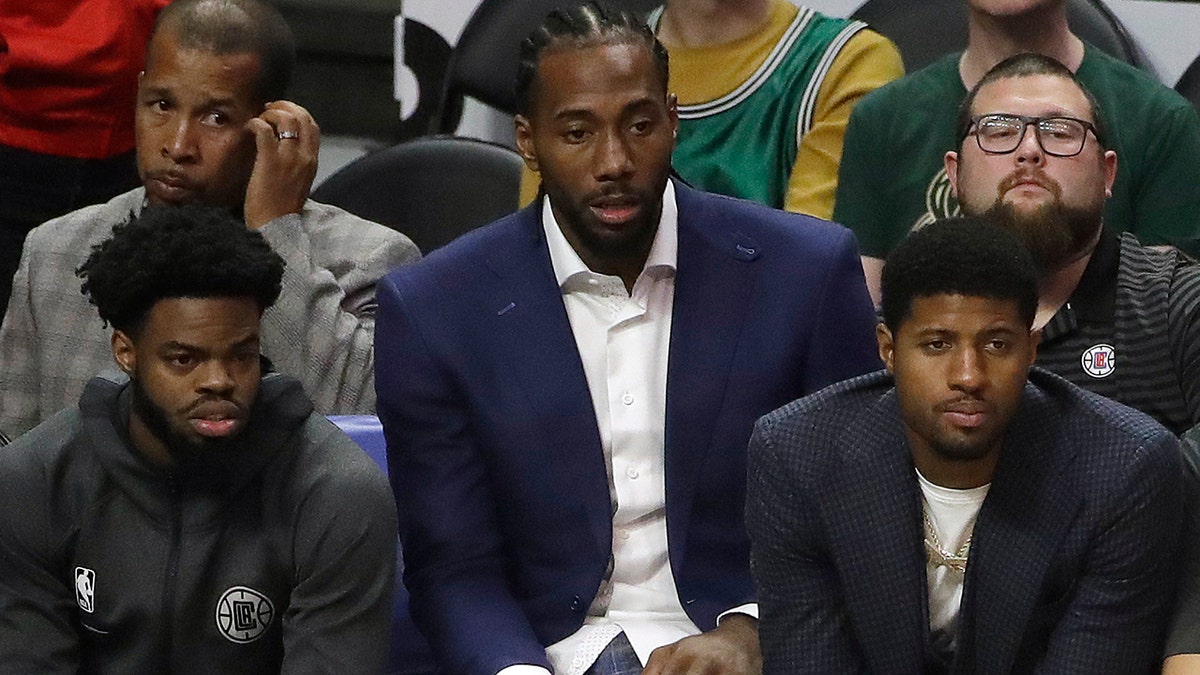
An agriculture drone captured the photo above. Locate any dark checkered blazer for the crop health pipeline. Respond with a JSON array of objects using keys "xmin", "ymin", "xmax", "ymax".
[{"xmin": 747, "ymin": 369, "xmax": 1184, "ymax": 674}]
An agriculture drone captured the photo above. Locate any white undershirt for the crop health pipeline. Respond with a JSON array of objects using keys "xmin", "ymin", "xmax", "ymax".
[{"xmin": 916, "ymin": 470, "xmax": 989, "ymax": 651}]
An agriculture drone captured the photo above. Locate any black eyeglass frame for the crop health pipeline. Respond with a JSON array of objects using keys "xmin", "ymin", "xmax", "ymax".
[{"xmin": 963, "ymin": 113, "xmax": 1100, "ymax": 158}]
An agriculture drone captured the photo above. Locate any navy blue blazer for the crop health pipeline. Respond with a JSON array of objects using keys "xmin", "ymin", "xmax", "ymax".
[
  {"xmin": 375, "ymin": 181, "xmax": 881, "ymax": 675},
  {"xmin": 748, "ymin": 369, "xmax": 1185, "ymax": 675}
]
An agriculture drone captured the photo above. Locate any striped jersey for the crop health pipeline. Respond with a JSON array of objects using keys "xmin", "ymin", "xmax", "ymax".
[
  {"xmin": 649, "ymin": 6, "xmax": 867, "ymax": 209},
  {"xmin": 1036, "ymin": 230, "xmax": 1200, "ymax": 435}
]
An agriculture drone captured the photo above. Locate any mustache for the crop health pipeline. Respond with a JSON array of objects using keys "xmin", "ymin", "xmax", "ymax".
[
  {"xmin": 997, "ymin": 169, "xmax": 1062, "ymax": 199},
  {"xmin": 144, "ymin": 169, "xmax": 198, "ymax": 189},
  {"xmin": 936, "ymin": 396, "xmax": 988, "ymax": 414},
  {"xmin": 181, "ymin": 395, "xmax": 247, "ymax": 417}
]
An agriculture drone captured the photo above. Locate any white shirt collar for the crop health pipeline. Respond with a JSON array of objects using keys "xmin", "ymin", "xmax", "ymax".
[{"xmin": 542, "ymin": 180, "xmax": 678, "ymax": 289}]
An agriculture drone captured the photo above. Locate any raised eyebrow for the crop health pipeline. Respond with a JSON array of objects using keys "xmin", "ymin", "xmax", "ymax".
[
  {"xmin": 139, "ymin": 85, "xmax": 174, "ymax": 100},
  {"xmin": 160, "ymin": 340, "xmax": 202, "ymax": 354}
]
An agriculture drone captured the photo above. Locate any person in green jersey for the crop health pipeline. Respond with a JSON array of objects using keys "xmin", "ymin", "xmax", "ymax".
[
  {"xmin": 521, "ymin": 0, "xmax": 903, "ymax": 219},
  {"xmin": 833, "ymin": 0, "xmax": 1200, "ymax": 306}
]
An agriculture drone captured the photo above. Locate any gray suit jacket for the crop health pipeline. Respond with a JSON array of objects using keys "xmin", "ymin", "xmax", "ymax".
[
  {"xmin": 0, "ymin": 187, "xmax": 420, "ymax": 439},
  {"xmin": 747, "ymin": 369, "xmax": 1184, "ymax": 674}
]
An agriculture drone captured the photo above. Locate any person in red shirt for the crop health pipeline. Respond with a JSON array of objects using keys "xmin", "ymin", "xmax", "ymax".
[{"xmin": 0, "ymin": 0, "xmax": 171, "ymax": 316}]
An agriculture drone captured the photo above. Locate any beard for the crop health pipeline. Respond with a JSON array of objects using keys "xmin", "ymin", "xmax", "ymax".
[
  {"xmin": 980, "ymin": 197, "xmax": 1102, "ymax": 274},
  {"xmin": 131, "ymin": 377, "xmax": 244, "ymax": 486}
]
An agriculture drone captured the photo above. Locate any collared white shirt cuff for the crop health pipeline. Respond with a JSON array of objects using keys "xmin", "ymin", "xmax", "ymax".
[
  {"xmin": 496, "ymin": 665, "xmax": 552, "ymax": 675},
  {"xmin": 717, "ymin": 603, "xmax": 759, "ymax": 623}
]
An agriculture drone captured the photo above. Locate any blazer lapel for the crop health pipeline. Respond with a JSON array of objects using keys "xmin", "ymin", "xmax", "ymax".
[
  {"xmin": 956, "ymin": 388, "xmax": 1081, "ymax": 673},
  {"xmin": 824, "ymin": 391, "xmax": 931, "ymax": 673},
  {"xmin": 483, "ymin": 209, "xmax": 613, "ymax": 553},
  {"xmin": 663, "ymin": 183, "xmax": 759, "ymax": 566}
]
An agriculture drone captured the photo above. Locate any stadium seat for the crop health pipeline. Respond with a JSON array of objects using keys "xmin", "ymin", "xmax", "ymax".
[
  {"xmin": 328, "ymin": 414, "xmax": 436, "ymax": 675},
  {"xmin": 432, "ymin": 0, "xmax": 663, "ymax": 132},
  {"xmin": 312, "ymin": 135, "xmax": 524, "ymax": 253}
]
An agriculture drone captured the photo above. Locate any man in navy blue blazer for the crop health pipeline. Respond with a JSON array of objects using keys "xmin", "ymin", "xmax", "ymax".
[{"xmin": 373, "ymin": 4, "xmax": 880, "ymax": 675}]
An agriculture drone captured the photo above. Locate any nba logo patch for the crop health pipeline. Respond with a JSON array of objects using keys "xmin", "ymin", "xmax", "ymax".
[
  {"xmin": 75, "ymin": 567, "xmax": 95, "ymax": 613},
  {"xmin": 216, "ymin": 586, "xmax": 274, "ymax": 644},
  {"xmin": 1081, "ymin": 344, "xmax": 1116, "ymax": 378}
]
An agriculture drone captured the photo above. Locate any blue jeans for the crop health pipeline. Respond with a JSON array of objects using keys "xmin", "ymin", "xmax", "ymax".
[{"xmin": 584, "ymin": 632, "xmax": 642, "ymax": 675}]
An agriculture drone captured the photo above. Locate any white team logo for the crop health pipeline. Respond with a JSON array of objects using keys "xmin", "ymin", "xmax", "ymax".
[
  {"xmin": 1081, "ymin": 344, "xmax": 1116, "ymax": 378},
  {"xmin": 216, "ymin": 586, "xmax": 274, "ymax": 643},
  {"xmin": 75, "ymin": 567, "xmax": 95, "ymax": 613}
]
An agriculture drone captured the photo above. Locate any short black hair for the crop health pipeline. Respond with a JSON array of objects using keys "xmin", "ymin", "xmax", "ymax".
[
  {"xmin": 515, "ymin": 1, "xmax": 669, "ymax": 115},
  {"xmin": 881, "ymin": 216, "xmax": 1039, "ymax": 332},
  {"xmin": 151, "ymin": 0, "xmax": 296, "ymax": 103},
  {"xmin": 956, "ymin": 52, "xmax": 1108, "ymax": 150},
  {"xmin": 78, "ymin": 204, "xmax": 285, "ymax": 336}
]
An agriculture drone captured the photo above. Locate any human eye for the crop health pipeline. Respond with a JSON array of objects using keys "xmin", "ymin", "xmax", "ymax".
[
  {"xmin": 985, "ymin": 338, "xmax": 1010, "ymax": 353},
  {"xmin": 561, "ymin": 125, "xmax": 590, "ymax": 144},
  {"xmin": 979, "ymin": 117, "xmax": 1018, "ymax": 140},
  {"xmin": 143, "ymin": 98, "xmax": 171, "ymax": 114},
  {"xmin": 165, "ymin": 352, "xmax": 196, "ymax": 369},
  {"xmin": 234, "ymin": 349, "xmax": 259, "ymax": 364},
  {"xmin": 630, "ymin": 118, "xmax": 653, "ymax": 135},
  {"xmin": 1040, "ymin": 118, "xmax": 1079, "ymax": 140},
  {"xmin": 922, "ymin": 338, "xmax": 950, "ymax": 352},
  {"xmin": 202, "ymin": 109, "xmax": 229, "ymax": 127}
]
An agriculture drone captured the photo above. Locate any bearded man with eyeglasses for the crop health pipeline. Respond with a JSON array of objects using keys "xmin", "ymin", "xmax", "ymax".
[{"xmin": 942, "ymin": 52, "xmax": 1200, "ymax": 438}]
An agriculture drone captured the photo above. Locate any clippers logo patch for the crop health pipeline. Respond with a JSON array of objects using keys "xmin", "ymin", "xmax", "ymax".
[
  {"xmin": 1081, "ymin": 344, "xmax": 1116, "ymax": 378},
  {"xmin": 216, "ymin": 586, "xmax": 274, "ymax": 643},
  {"xmin": 75, "ymin": 567, "xmax": 95, "ymax": 613}
]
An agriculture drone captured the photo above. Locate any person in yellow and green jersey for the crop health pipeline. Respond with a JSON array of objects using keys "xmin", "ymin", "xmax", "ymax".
[{"xmin": 520, "ymin": 0, "xmax": 903, "ymax": 220}]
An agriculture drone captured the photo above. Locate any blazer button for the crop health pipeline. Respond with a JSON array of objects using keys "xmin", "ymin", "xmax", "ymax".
[{"xmin": 570, "ymin": 595, "xmax": 585, "ymax": 613}]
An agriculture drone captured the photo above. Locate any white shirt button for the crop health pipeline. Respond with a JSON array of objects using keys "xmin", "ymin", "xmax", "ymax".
[
  {"xmin": 621, "ymin": 392, "xmax": 634, "ymax": 405},
  {"xmin": 626, "ymin": 466, "xmax": 639, "ymax": 480},
  {"xmin": 617, "ymin": 530, "xmax": 630, "ymax": 541}
]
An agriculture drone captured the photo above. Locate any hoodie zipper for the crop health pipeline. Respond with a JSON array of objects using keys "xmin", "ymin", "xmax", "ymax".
[{"xmin": 161, "ymin": 475, "xmax": 182, "ymax": 672}]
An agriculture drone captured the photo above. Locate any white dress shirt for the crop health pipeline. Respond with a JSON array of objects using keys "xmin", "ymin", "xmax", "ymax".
[
  {"xmin": 500, "ymin": 182, "xmax": 702, "ymax": 675},
  {"xmin": 500, "ymin": 184, "xmax": 754, "ymax": 675}
]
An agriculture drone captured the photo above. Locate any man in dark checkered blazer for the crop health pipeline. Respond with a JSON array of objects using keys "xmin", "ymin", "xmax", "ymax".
[{"xmin": 747, "ymin": 218, "xmax": 1183, "ymax": 674}]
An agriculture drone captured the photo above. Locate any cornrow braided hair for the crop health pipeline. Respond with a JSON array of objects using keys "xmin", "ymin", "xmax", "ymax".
[{"xmin": 514, "ymin": 1, "xmax": 668, "ymax": 115}]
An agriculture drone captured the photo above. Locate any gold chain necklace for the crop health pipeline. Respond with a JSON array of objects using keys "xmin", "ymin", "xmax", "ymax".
[{"xmin": 922, "ymin": 505, "xmax": 975, "ymax": 573}]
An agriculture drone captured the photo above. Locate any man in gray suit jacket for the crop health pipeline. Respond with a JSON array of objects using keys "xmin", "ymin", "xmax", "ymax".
[
  {"xmin": 747, "ymin": 217, "xmax": 1183, "ymax": 674},
  {"xmin": 0, "ymin": 0, "xmax": 419, "ymax": 441}
]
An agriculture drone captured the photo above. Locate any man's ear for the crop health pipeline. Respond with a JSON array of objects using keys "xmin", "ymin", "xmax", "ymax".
[
  {"xmin": 112, "ymin": 330, "xmax": 136, "ymax": 376},
  {"xmin": 514, "ymin": 114, "xmax": 539, "ymax": 172},
  {"xmin": 944, "ymin": 150, "xmax": 960, "ymax": 200},
  {"xmin": 1102, "ymin": 150, "xmax": 1117, "ymax": 198},
  {"xmin": 876, "ymin": 323, "xmax": 895, "ymax": 373}
]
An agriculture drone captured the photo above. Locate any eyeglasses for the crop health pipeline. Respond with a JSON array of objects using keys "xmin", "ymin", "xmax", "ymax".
[{"xmin": 965, "ymin": 114, "xmax": 1099, "ymax": 157}]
